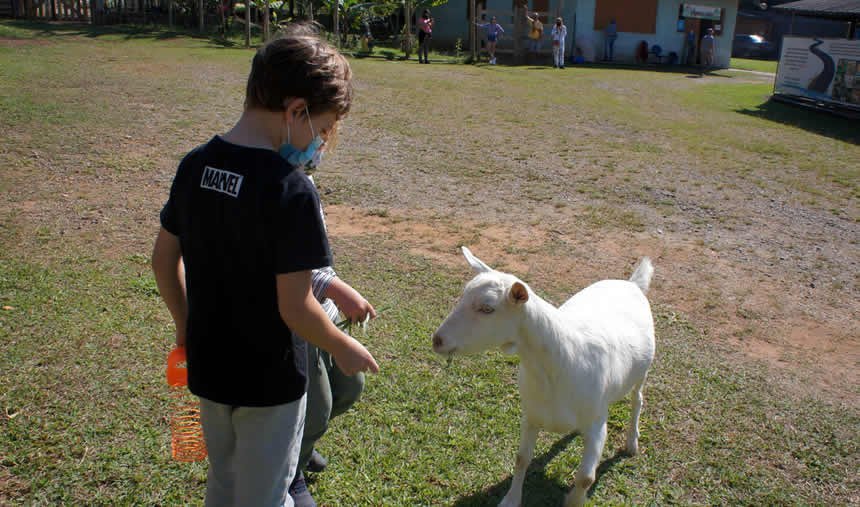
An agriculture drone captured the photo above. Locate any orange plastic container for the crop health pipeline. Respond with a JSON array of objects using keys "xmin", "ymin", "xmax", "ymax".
[{"xmin": 166, "ymin": 347, "xmax": 207, "ymax": 462}]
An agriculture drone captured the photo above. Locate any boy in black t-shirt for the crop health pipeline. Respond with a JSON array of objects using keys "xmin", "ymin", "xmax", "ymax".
[{"xmin": 152, "ymin": 24, "xmax": 378, "ymax": 506}]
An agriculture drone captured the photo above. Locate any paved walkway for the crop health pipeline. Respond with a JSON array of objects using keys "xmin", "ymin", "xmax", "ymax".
[{"xmin": 728, "ymin": 67, "xmax": 776, "ymax": 77}]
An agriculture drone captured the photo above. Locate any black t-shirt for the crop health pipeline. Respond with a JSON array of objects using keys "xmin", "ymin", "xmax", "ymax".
[{"xmin": 160, "ymin": 136, "xmax": 331, "ymax": 407}]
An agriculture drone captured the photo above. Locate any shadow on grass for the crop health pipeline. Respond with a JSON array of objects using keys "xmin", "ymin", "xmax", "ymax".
[
  {"xmin": 449, "ymin": 433, "xmax": 631, "ymax": 507},
  {"xmin": 350, "ymin": 49, "xmax": 404, "ymax": 61},
  {"xmin": 737, "ymin": 98, "xmax": 860, "ymax": 145},
  {"xmin": 1, "ymin": 19, "xmax": 245, "ymax": 48}
]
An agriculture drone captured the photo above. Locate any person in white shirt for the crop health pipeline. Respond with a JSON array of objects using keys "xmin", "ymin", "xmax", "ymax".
[
  {"xmin": 700, "ymin": 28, "xmax": 717, "ymax": 72},
  {"xmin": 551, "ymin": 17, "xmax": 567, "ymax": 68}
]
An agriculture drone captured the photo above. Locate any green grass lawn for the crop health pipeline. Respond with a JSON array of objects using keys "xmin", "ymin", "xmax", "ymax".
[
  {"xmin": 1, "ymin": 21, "xmax": 858, "ymax": 506},
  {"xmin": 730, "ymin": 57, "xmax": 778, "ymax": 74}
]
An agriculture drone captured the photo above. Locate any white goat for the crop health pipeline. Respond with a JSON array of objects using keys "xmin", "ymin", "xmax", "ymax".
[{"xmin": 433, "ymin": 247, "xmax": 655, "ymax": 507}]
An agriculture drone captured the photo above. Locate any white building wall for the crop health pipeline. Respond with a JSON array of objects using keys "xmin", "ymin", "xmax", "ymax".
[{"xmin": 573, "ymin": 0, "xmax": 737, "ymax": 67}]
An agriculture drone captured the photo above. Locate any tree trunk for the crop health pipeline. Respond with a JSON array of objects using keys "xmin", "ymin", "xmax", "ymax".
[
  {"xmin": 199, "ymin": 0, "xmax": 204, "ymax": 32},
  {"xmin": 263, "ymin": 2, "xmax": 270, "ymax": 41},
  {"xmin": 333, "ymin": 0, "xmax": 339, "ymax": 47},
  {"xmin": 405, "ymin": 0, "xmax": 412, "ymax": 57},
  {"xmin": 470, "ymin": 0, "xmax": 476, "ymax": 61},
  {"xmin": 245, "ymin": 0, "xmax": 251, "ymax": 47},
  {"xmin": 219, "ymin": 0, "xmax": 225, "ymax": 34}
]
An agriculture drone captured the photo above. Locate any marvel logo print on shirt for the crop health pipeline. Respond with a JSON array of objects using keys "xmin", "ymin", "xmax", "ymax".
[{"xmin": 200, "ymin": 166, "xmax": 244, "ymax": 197}]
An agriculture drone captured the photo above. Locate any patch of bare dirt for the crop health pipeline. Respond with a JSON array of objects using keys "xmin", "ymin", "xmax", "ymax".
[
  {"xmin": 0, "ymin": 466, "xmax": 30, "ymax": 503},
  {"xmin": 0, "ymin": 38, "xmax": 51, "ymax": 47},
  {"xmin": 325, "ymin": 205, "xmax": 859, "ymax": 406}
]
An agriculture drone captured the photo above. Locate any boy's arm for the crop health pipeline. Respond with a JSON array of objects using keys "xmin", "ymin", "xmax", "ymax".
[
  {"xmin": 277, "ymin": 271, "xmax": 379, "ymax": 376},
  {"xmin": 152, "ymin": 227, "xmax": 187, "ymax": 347}
]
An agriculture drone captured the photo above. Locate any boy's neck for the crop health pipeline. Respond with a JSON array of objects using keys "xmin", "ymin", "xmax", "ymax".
[{"xmin": 222, "ymin": 108, "xmax": 283, "ymax": 151}]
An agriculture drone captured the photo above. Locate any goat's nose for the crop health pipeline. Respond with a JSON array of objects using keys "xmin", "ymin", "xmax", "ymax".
[{"xmin": 432, "ymin": 334, "xmax": 443, "ymax": 349}]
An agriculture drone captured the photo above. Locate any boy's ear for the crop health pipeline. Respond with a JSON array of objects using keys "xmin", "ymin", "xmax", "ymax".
[{"xmin": 283, "ymin": 97, "xmax": 307, "ymax": 119}]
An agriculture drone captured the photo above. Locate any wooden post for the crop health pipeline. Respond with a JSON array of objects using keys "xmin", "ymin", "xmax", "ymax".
[
  {"xmin": 470, "ymin": 0, "xmax": 476, "ymax": 61},
  {"xmin": 245, "ymin": 0, "xmax": 251, "ymax": 47},
  {"xmin": 334, "ymin": 0, "xmax": 339, "ymax": 48},
  {"xmin": 513, "ymin": 2, "xmax": 522, "ymax": 64},
  {"xmin": 218, "ymin": 0, "xmax": 225, "ymax": 35},
  {"xmin": 263, "ymin": 1, "xmax": 270, "ymax": 41},
  {"xmin": 405, "ymin": 0, "xmax": 411, "ymax": 57}
]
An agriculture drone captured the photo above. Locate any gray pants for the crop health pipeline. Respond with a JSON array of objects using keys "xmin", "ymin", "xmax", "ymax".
[
  {"xmin": 200, "ymin": 395, "xmax": 307, "ymax": 507},
  {"xmin": 298, "ymin": 344, "xmax": 364, "ymax": 472},
  {"xmin": 604, "ymin": 36, "xmax": 616, "ymax": 60}
]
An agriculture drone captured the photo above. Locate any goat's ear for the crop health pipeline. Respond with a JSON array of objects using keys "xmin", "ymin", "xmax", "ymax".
[
  {"xmin": 509, "ymin": 281, "xmax": 529, "ymax": 305},
  {"xmin": 461, "ymin": 246, "xmax": 491, "ymax": 273}
]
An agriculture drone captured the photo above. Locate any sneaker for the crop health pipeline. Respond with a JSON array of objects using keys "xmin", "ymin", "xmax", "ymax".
[
  {"xmin": 306, "ymin": 450, "xmax": 328, "ymax": 473},
  {"xmin": 289, "ymin": 472, "xmax": 317, "ymax": 507}
]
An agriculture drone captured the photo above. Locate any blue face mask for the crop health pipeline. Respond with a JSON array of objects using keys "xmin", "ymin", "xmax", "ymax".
[{"xmin": 279, "ymin": 106, "xmax": 325, "ymax": 173}]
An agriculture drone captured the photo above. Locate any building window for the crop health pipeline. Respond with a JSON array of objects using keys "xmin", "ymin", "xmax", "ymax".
[
  {"xmin": 594, "ymin": 0, "xmax": 657, "ymax": 34},
  {"xmin": 532, "ymin": 0, "xmax": 549, "ymax": 19}
]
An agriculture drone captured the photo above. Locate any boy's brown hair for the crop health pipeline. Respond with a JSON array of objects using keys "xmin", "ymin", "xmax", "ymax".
[{"xmin": 245, "ymin": 23, "xmax": 352, "ymax": 118}]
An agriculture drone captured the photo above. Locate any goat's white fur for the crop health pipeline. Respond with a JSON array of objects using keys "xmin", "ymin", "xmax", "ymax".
[{"xmin": 433, "ymin": 247, "xmax": 655, "ymax": 507}]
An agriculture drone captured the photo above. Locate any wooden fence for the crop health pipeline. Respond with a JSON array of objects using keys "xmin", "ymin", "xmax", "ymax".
[{"xmin": 13, "ymin": 0, "xmax": 93, "ymax": 21}]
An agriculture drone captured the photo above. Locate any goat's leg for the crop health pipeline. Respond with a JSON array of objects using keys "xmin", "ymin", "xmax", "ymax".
[
  {"xmin": 626, "ymin": 379, "xmax": 645, "ymax": 455},
  {"xmin": 564, "ymin": 418, "xmax": 607, "ymax": 507},
  {"xmin": 499, "ymin": 418, "xmax": 538, "ymax": 507}
]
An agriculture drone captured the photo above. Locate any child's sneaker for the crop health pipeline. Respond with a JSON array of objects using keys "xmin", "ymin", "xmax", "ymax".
[
  {"xmin": 289, "ymin": 471, "xmax": 317, "ymax": 507},
  {"xmin": 306, "ymin": 449, "xmax": 328, "ymax": 473}
]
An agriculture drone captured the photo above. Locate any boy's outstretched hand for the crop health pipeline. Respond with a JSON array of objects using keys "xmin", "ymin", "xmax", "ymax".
[
  {"xmin": 278, "ymin": 270, "xmax": 379, "ymax": 376},
  {"xmin": 333, "ymin": 335, "xmax": 380, "ymax": 375}
]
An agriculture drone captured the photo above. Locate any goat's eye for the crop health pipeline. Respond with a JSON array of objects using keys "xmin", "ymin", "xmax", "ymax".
[{"xmin": 478, "ymin": 305, "xmax": 495, "ymax": 314}]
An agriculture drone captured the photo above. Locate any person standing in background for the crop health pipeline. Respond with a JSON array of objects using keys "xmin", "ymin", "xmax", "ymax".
[
  {"xmin": 700, "ymin": 27, "xmax": 716, "ymax": 73},
  {"xmin": 685, "ymin": 28, "xmax": 696, "ymax": 65},
  {"xmin": 525, "ymin": 11, "xmax": 544, "ymax": 58},
  {"xmin": 476, "ymin": 15, "xmax": 505, "ymax": 65},
  {"xmin": 604, "ymin": 18, "xmax": 617, "ymax": 61},
  {"xmin": 417, "ymin": 9, "xmax": 434, "ymax": 64},
  {"xmin": 551, "ymin": 17, "xmax": 567, "ymax": 69}
]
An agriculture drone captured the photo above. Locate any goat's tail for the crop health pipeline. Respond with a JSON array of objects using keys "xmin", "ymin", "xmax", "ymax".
[{"xmin": 629, "ymin": 257, "xmax": 654, "ymax": 294}]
